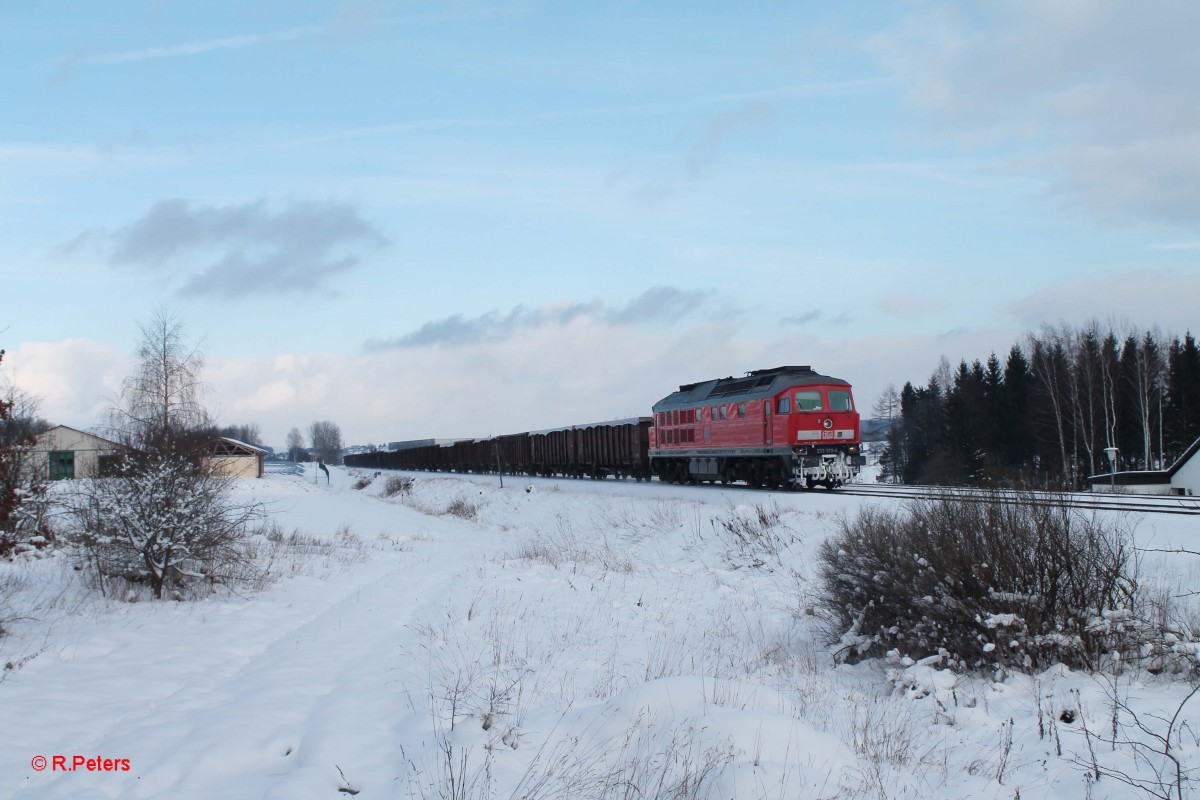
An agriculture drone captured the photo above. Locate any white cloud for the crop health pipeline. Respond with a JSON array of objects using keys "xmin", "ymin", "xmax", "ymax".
[
  {"xmin": 868, "ymin": 1, "xmax": 1200, "ymax": 226},
  {"xmin": 2, "ymin": 339, "xmax": 131, "ymax": 430},
  {"xmin": 62, "ymin": 197, "xmax": 387, "ymax": 298},
  {"xmin": 1007, "ymin": 268, "xmax": 1200, "ymax": 333},
  {"xmin": 211, "ymin": 317, "xmax": 754, "ymax": 447},
  {"xmin": 365, "ymin": 287, "xmax": 721, "ymax": 351},
  {"xmin": 69, "ymin": 25, "xmax": 323, "ymax": 68}
]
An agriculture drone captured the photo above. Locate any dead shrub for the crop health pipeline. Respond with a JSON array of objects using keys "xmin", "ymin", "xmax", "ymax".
[
  {"xmin": 817, "ymin": 490, "xmax": 1147, "ymax": 673},
  {"xmin": 712, "ymin": 500, "xmax": 795, "ymax": 569},
  {"xmin": 382, "ymin": 475, "xmax": 413, "ymax": 498},
  {"xmin": 445, "ymin": 497, "xmax": 477, "ymax": 520}
]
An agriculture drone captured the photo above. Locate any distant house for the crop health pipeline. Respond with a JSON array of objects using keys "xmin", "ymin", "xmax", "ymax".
[
  {"xmin": 1087, "ymin": 436, "xmax": 1200, "ymax": 496},
  {"xmin": 30, "ymin": 425, "xmax": 125, "ymax": 480},
  {"xmin": 203, "ymin": 437, "xmax": 266, "ymax": 479}
]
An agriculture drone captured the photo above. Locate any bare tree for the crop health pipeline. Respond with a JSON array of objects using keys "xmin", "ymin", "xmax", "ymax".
[
  {"xmin": 308, "ymin": 420, "xmax": 343, "ymax": 465},
  {"xmin": 871, "ymin": 383, "xmax": 900, "ymax": 421},
  {"xmin": 1129, "ymin": 330, "xmax": 1167, "ymax": 468},
  {"xmin": 1030, "ymin": 329, "xmax": 1073, "ymax": 483},
  {"xmin": 112, "ymin": 309, "xmax": 209, "ymax": 456},
  {"xmin": 217, "ymin": 423, "xmax": 263, "ymax": 447},
  {"xmin": 286, "ymin": 427, "xmax": 305, "ymax": 462}
]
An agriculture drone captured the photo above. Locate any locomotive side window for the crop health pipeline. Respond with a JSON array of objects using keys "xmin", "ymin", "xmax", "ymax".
[
  {"xmin": 719, "ymin": 406, "xmax": 727, "ymax": 420},
  {"xmin": 795, "ymin": 391, "xmax": 822, "ymax": 411},
  {"xmin": 829, "ymin": 390, "xmax": 853, "ymax": 411},
  {"xmin": 777, "ymin": 397, "xmax": 791, "ymax": 414},
  {"xmin": 737, "ymin": 403, "xmax": 746, "ymax": 418}
]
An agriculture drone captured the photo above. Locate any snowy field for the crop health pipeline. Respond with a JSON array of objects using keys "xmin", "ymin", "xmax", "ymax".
[{"xmin": 3, "ymin": 467, "xmax": 1199, "ymax": 799}]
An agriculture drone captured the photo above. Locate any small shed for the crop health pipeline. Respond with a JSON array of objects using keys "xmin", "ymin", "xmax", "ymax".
[
  {"xmin": 30, "ymin": 425, "xmax": 124, "ymax": 480},
  {"xmin": 204, "ymin": 437, "xmax": 266, "ymax": 478},
  {"xmin": 1087, "ymin": 436, "xmax": 1200, "ymax": 496}
]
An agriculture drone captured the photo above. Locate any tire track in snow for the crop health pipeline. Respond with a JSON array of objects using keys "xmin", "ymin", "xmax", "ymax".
[{"xmin": 9, "ymin": 523, "xmax": 498, "ymax": 800}]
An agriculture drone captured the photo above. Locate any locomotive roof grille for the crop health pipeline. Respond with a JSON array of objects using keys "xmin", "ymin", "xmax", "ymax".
[{"xmin": 676, "ymin": 366, "xmax": 814, "ymax": 394}]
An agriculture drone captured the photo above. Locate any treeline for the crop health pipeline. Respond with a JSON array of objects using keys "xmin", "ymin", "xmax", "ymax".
[{"xmin": 882, "ymin": 323, "xmax": 1200, "ymax": 488}]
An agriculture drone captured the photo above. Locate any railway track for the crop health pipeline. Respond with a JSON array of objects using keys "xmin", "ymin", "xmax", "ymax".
[
  {"xmin": 831, "ymin": 483, "xmax": 1200, "ymax": 516},
  {"xmin": 382, "ymin": 464, "xmax": 1200, "ymax": 517}
]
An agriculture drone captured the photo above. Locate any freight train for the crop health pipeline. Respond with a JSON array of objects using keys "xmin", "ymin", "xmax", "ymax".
[{"xmin": 344, "ymin": 366, "xmax": 865, "ymax": 489}]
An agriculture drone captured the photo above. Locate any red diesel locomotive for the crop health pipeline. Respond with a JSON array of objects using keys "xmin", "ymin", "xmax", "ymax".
[{"xmin": 649, "ymin": 365, "xmax": 865, "ymax": 489}]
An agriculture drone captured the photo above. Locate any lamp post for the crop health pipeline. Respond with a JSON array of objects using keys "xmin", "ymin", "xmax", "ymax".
[{"xmin": 1103, "ymin": 446, "xmax": 1118, "ymax": 492}]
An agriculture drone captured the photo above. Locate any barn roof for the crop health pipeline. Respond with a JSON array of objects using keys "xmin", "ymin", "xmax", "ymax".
[{"xmin": 37, "ymin": 424, "xmax": 125, "ymax": 448}]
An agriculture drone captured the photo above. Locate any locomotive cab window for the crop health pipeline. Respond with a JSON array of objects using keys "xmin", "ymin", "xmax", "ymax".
[
  {"xmin": 795, "ymin": 391, "xmax": 822, "ymax": 411},
  {"xmin": 777, "ymin": 397, "xmax": 791, "ymax": 414},
  {"xmin": 829, "ymin": 390, "xmax": 853, "ymax": 412}
]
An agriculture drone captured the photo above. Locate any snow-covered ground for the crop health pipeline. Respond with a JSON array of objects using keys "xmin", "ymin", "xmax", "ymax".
[{"xmin": 2, "ymin": 467, "xmax": 1199, "ymax": 799}]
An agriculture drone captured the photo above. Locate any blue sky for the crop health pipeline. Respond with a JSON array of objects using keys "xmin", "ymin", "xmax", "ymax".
[{"xmin": 3, "ymin": 1, "xmax": 1198, "ymax": 448}]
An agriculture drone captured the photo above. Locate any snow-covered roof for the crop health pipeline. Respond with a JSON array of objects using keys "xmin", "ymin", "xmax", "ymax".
[{"xmin": 212, "ymin": 436, "xmax": 267, "ymax": 456}]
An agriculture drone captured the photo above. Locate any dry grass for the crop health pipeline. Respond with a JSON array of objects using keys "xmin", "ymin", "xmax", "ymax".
[
  {"xmin": 445, "ymin": 496, "xmax": 478, "ymax": 520},
  {"xmin": 382, "ymin": 475, "xmax": 413, "ymax": 498}
]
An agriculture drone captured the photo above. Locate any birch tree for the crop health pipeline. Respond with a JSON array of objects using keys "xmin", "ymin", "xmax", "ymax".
[{"xmin": 112, "ymin": 309, "xmax": 209, "ymax": 456}]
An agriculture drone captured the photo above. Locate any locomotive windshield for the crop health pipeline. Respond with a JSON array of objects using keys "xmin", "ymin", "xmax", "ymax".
[
  {"xmin": 795, "ymin": 391, "xmax": 822, "ymax": 411},
  {"xmin": 829, "ymin": 390, "xmax": 853, "ymax": 411}
]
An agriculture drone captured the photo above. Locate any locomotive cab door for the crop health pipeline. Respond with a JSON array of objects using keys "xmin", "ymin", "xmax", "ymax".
[{"xmin": 763, "ymin": 400, "xmax": 772, "ymax": 445}]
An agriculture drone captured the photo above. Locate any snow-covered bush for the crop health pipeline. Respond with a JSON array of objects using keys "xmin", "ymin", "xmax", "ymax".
[
  {"xmin": 0, "ymin": 355, "xmax": 54, "ymax": 563},
  {"xmin": 67, "ymin": 454, "xmax": 261, "ymax": 599},
  {"xmin": 817, "ymin": 491, "xmax": 1150, "ymax": 673}
]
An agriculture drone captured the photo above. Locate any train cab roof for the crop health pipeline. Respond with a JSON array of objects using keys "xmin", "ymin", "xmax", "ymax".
[{"xmin": 651, "ymin": 366, "xmax": 850, "ymax": 412}]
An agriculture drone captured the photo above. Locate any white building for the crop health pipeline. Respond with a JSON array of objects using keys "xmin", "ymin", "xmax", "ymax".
[
  {"xmin": 29, "ymin": 425, "xmax": 125, "ymax": 480},
  {"xmin": 1087, "ymin": 436, "xmax": 1200, "ymax": 496},
  {"xmin": 203, "ymin": 437, "xmax": 266, "ymax": 479}
]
